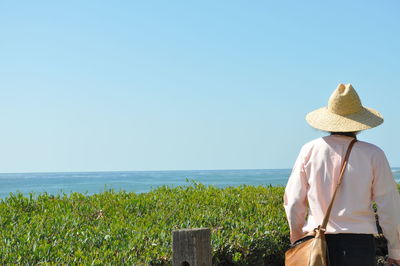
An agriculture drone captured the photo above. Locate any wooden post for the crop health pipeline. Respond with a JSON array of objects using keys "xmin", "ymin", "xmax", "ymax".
[{"xmin": 172, "ymin": 228, "xmax": 212, "ymax": 266}]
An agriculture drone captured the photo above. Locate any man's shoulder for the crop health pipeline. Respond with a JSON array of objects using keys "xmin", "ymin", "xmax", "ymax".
[
  {"xmin": 300, "ymin": 136, "xmax": 384, "ymax": 154},
  {"xmin": 301, "ymin": 137, "xmax": 324, "ymax": 150},
  {"xmin": 356, "ymin": 139, "xmax": 385, "ymax": 155}
]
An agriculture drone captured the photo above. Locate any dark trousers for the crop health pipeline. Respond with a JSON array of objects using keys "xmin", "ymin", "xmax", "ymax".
[{"xmin": 326, "ymin": 234, "xmax": 376, "ymax": 266}]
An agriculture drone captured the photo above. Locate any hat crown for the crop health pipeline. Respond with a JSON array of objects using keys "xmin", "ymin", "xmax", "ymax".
[{"xmin": 328, "ymin": 84, "xmax": 362, "ymax": 115}]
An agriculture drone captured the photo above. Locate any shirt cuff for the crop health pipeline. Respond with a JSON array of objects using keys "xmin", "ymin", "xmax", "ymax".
[{"xmin": 388, "ymin": 248, "xmax": 400, "ymax": 260}]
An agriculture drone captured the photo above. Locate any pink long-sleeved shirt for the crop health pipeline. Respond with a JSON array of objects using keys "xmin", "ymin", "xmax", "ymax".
[{"xmin": 284, "ymin": 135, "xmax": 400, "ymax": 259}]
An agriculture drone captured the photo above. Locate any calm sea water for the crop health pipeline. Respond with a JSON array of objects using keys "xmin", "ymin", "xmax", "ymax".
[{"xmin": 0, "ymin": 168, "xmax": 399, "ymax": 199}]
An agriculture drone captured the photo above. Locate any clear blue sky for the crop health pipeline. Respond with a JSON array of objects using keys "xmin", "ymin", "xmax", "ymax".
[{"xmin": 0, "ymin": 1, "xmax": 399, "ymax": 173}]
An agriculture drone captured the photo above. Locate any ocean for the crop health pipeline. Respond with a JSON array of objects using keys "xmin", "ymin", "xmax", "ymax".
[{"xmin": 0, "ymin": 168, "xmax": 399, "ymax": 199}]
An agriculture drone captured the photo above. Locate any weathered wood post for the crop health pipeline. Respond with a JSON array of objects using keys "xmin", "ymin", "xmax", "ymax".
[{"xmin": 172, "ymin": 228, "xmax": 212, "ymax": 266}]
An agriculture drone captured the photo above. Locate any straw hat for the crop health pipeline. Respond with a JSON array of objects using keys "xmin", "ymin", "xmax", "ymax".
[{"xmin": 306, "ymin": 84, "xmax": 384, "ymax": 132}]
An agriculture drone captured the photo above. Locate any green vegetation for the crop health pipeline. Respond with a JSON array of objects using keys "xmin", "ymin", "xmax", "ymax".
[
  {"xmin": 0, "ymin": 182, "xmax": 393, "ymax": 265},
  {"xmin": 0, "ymin": 183, "xmax": 288, "ymax": 265}
]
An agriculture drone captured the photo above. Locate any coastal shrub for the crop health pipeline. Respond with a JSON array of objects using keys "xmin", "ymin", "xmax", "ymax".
[
  {"xmin": 0, "ymin": 183, "xmax": 395, "ymax": 265},
  {"xmin": 0, "ymin": 183, "xmax": 289, "ymax": 265}
]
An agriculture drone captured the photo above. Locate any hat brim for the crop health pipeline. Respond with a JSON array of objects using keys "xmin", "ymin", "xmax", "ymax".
[{"xmin": 306, "ymin": 106, "xmax": 384, "ymax": 132}]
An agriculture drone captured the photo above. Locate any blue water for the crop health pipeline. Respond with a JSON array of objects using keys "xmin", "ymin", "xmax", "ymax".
[{"xmin": 0, "ymin": 168, "xmax": 399, "ymax": 199}]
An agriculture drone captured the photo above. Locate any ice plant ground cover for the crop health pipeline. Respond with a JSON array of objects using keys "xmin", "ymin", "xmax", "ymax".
[{"xmin": 0, "ymin": 182, "xmax": 393, "ymax": 265}]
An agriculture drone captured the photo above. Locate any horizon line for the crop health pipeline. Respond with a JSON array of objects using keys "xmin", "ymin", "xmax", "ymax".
[
  {"xmin": 0, "ymin": 166, "xmax": 399, "ymax": 175},
  {"xmin": 0, "ymin": 168, "xmax": 295, "ymax": 175}
]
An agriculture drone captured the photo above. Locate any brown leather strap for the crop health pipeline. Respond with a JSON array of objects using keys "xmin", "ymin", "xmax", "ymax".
[{"xmin": 320, "ymin": 138, "xmax": 357, "ymax": 230}]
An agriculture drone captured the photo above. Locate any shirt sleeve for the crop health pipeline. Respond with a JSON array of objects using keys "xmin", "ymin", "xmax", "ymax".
[
  {"xmin": 372, "ymin": 149, "xmax": 400, "ymax": 260},
  {"xmin": 284, "ymin": 146, "xmax": 309, "ymax": 244}
]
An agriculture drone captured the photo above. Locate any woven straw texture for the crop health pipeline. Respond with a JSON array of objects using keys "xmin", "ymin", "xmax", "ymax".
[{"xmin": 306, "ymin": 84, "xmax": 383, "ymax": 132}]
